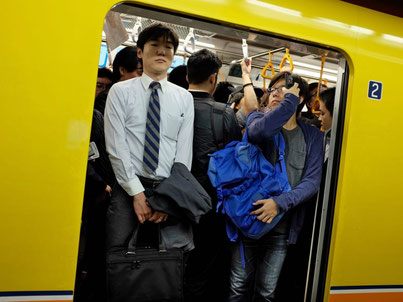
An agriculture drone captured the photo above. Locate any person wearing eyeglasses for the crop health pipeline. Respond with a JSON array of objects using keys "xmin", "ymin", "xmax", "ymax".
[{"xmin": 228, "ymin": 71, "xmax": 323, "ymax": 302}]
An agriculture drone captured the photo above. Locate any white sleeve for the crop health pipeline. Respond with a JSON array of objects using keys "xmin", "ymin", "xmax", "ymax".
[
  {"xmin": 104, "ymin": 85, "xmax": 144, "ymax": 196},
  {"xmin": 174, "ymin": 92, "xmax": 194, "ymax": 170}
]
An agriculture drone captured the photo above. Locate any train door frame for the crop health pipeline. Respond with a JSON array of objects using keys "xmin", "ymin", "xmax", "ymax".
[
  {"xmin": 98, "ymin": 4, "xmax": 350, "ymax": 301},
  {"xmin": 305, "ymin": 58, "xmax": 349, "ymax": 302}
]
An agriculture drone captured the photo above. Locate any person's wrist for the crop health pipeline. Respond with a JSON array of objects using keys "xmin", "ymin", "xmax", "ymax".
[
  {"xmin": 242, "ymin": 74, "xmax": 251, "ymax": 80},
  {"xmin": 243, "ymin": 82, "xmax": 253, "ymax": 89}
]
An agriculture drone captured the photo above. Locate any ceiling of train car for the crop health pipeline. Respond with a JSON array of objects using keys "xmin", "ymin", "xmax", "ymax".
[{"xmin": 110, "ymin": 4, "xmax": 341, "ymax": 83}]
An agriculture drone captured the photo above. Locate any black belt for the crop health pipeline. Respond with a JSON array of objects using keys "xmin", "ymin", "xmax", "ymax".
[{"xmin": 138, "ymin": 175, "xmax": 162, "ymax": 189}]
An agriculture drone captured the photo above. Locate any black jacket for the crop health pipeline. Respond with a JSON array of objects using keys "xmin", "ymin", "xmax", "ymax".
[
  {"xmin": 148, "ymin": 163, "xmax": 212, "ymax": 224},
  {"xmin": 190, "ymin": 91, "xmax": 242, "ymax": 205}
]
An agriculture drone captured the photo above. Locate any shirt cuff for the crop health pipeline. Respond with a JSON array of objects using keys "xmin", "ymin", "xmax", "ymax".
[{"xmin": 121, "ymin": 176, "xmax": 144, "ymax": 196}]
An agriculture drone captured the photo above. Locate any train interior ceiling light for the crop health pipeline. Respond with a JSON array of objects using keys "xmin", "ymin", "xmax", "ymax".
[{"xmin": 104, "ymin": 4, "xmax": 341, "ymax": 85}]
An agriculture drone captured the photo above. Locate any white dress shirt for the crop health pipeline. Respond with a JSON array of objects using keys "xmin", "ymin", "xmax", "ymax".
[{"xmin": 104, "ymin": 73, "xmax": 194, "ymax": 196}]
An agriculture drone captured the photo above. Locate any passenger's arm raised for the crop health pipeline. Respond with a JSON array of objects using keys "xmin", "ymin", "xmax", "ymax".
[
  {"xmin": 241, "ymin": 58, "xmax": 259, "ymax": 116},
  {"xmin": 247, "ymin": 83, "xmax": 300, "ymax": 145}
]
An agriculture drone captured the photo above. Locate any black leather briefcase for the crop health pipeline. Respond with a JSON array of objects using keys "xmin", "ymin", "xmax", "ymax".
[{"xmin": 106, "ymin": 224, "xmax": 184, "ymax": 302}]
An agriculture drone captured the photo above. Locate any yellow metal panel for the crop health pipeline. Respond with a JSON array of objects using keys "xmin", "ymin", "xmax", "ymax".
[{"xmin": 0, "ymin": 0, "xmax": 111, "ymax": 291}]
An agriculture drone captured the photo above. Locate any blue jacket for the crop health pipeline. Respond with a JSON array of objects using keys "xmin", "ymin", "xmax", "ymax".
[{"xmin": 247, "ymin": 93, "xmax": 323, "ymax": 244}]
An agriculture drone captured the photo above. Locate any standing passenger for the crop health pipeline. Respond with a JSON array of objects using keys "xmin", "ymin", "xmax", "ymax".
[
  {"xmin": 185, "ymin": 49, "xmax": 242, "ymax": 302},
  {"xmin": 228, "ymin": 71, "xmax": 323, "ymax": 302},
  {"xmin": 318, "ymin": 87, "xmax": 335, "ymax": 161},
  {"xmin": 104, "ymin": 23, "xmax": 194, "ymax": 299},
  {"xmin": 112, "ymin": 46, "xmax": 143, "ymax": 82}
]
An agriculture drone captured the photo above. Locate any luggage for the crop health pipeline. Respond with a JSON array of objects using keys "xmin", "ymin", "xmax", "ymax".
[{"xmin": 107, "ymin": 224, "xmax": 184, "ymax": 302}]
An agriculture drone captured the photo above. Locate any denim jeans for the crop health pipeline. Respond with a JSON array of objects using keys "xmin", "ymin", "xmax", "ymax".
[{"xmin": 227, "ymin": 231, "xmax": 288, "ymax": 302}]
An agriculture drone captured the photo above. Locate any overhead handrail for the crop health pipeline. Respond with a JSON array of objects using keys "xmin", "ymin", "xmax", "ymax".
[
  {"xmin": 279, "ymin": 48, "xmax": 294, "ymax": 71},
  {"xmin": 261, "ymin": 50, "xmax": 276, "ymax": 89},
  {"xmin": 131, "ymin": 17, "xmax": 142, "ymax": 43},
  {"xmin": 231, "ymin": 47, "xmax": 285, "ymax": 64},
  {"xmin": 312, "ymin": 52, "xmax": 329, "ymax": 115}
]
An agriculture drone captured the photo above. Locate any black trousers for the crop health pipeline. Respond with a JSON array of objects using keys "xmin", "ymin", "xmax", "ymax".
[
  {"xmin": 184, "ymin": 211, "xmax": 230, "ymax": 302},
  {"xmin": 106, "ymin": 181, "xmax": 164, "ymax": 251}
]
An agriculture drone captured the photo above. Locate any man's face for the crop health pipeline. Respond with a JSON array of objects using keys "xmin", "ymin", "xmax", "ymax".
[
  {"xmin": 268, "ymin": 79, "xmax": 286, "ymax": 110},
  {"xmin": 309, "ymin": 86, "xmax": 327, "ymax": 110},
  {"xmin": 137, "ymin": 36, "xmax": 174, "ymax": 77},
  {"xmin": 119, "ymin": 62, "xmax": 143, "ymax": 81},
  {"xmin": 95, "ymin": 77, "xmax": 112, "ymax": 98},
  {"xmin": 318, "ymin": 101, "xmax": 332, "ymax": 131}
]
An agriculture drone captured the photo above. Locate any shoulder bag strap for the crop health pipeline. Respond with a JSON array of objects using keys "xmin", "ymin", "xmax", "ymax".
[{"xmin": 211, "ymin": 101, "xmax": 226, "ymax": 150}]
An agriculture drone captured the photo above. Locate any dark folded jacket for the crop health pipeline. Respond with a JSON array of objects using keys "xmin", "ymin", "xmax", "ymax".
[{"xmin": 148, "ymin": 162, "xmax": 212, "ymax": 224}]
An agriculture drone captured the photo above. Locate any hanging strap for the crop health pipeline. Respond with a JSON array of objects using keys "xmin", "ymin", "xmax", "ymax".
[
  {"xmin": 210, "ymin": 101, "xmax": 226, "ymax": 150},
  {"xmin": 274, "ymin": 133, "xmax": 287, "ymax": 174},
  {"xmin": 312, "ymin": 52, "xmax": 328, "ymax": 115},
  {"xmin": 279, "ymin": 48, "xmax": 294, "ymax": 71},
  {"xmin": 218, "ymin": 69, "xmax": 225, "ymax": 82},
  {"xmin": 261, "ymin": 50, "xmax": 276, "ymax": 89}
]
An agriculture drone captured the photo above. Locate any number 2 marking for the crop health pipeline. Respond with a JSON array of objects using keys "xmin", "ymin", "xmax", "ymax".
[{"xmin": 371, "ymin": 83, "xmax": 379, "ymax": 98}]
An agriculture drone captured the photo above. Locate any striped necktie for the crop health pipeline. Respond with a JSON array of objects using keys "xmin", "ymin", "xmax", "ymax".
[{"xmin": 143, "ymin": 81, "xmax": 161, "ymax": 174}]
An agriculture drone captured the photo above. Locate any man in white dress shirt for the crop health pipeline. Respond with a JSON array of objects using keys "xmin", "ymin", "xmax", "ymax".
[{"xmin": 104, "ymin": 23, "xmax": 194, "ymax": 253}]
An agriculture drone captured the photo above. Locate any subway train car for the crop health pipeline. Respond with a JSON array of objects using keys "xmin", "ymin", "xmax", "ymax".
[{"xmin": 1, "ymin": 0, "xmax": 402, "ymax": 301}]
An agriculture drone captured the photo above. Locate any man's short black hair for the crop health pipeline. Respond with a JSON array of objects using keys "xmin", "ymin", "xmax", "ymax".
[
  {"xmin": 308, "ymin": 82, "xmax": 328, "ymax": 94},
  {"xmin": 319, "ymin": 87, "xmax": 335, "ymax": 117},
  {"xmin": 112, "ymin": 46, "xmax": 141, "ymax": 82},
  {"xmin": 269, "ymin": 71, "xmax": 309, "ymax": 115},
  {"xmin": 168, "ymin": 65, "xmax": 189, "ymax": 89},
  {"xmin": 98, "ymin": 67, "xmax": 113, "ymax": 81},
  {"xmin": 214, "ymin": 81, "xmax": 235, "ymax": 103},
  {"xmin": 187, "ymin": 49, "xmax": 222, "ymax": 85},
  {"xmin": 137, "ymin": 23, "xmax": 179, "ymax": 53}
]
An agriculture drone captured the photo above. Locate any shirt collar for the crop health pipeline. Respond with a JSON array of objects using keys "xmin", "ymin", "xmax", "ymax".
[{"xmin": 140, "ymin": 72, "xmax": 168, "ymax": 94}]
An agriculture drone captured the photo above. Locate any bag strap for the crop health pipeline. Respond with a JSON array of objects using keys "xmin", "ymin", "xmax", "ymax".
[
  {"xmin": 126, "ymin": 224, "xmax": 167, "ymax": 255},
  {"xmin": 274, "ymin": 132, "xmax": 287, "ymax": 174},
  {"xmin": 210, "ymin": 101, "xmax": 226, "ymax": 150}
]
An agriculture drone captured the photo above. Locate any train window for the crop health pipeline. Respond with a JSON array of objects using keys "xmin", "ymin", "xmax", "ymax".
[{"xmin": 80, "ymin": 3, "xmax": 348, "ymax": 302}]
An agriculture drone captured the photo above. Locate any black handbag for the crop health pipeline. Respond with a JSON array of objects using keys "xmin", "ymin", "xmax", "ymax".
[{"xmin": 106, "ymin": 224, "xmax": 184, "ymax": 302}]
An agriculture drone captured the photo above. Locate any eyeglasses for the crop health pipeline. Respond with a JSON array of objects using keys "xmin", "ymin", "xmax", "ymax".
[{"xmin": 267, "ymin": 85, "xmax": 285, "ymax": 94}]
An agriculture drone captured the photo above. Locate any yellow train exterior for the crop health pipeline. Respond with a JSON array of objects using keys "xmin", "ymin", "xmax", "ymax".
[{"xmin": 1, "ymin": 0, "xmax": 402, "ymax": 301}]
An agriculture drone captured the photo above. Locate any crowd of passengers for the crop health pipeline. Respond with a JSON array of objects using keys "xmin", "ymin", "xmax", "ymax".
[{"xmin": 75, "ymin": 23, "xmax": 335, "ymax": 302}]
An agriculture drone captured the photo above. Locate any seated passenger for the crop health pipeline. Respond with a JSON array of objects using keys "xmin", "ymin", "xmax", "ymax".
[{"xmin": 228, "ymin": 71, "xmax": 323, "ymax": 302}]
